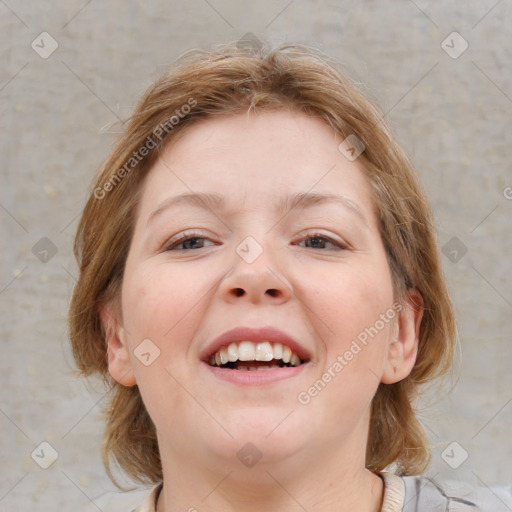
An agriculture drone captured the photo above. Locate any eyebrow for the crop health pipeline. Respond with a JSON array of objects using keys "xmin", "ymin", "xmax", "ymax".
[{"xmin": 146, "ymin": 191, "xmax": 368, "ymax": 226}]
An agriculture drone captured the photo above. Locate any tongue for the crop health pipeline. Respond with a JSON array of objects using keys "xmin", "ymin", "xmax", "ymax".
[{"xmin": 235, "ymin": 360, "xmax": 280, "ymax": 371}]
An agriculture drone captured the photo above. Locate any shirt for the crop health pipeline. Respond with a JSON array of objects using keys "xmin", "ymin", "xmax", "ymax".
[{"xmin": 127, "ymin": 472, "xmax": 512, "ymax": 511}]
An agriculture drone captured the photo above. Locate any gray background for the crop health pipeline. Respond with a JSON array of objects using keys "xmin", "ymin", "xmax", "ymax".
[{"xmin": 1, "ymin": 1, "xmax": 511, "ymax": 510}]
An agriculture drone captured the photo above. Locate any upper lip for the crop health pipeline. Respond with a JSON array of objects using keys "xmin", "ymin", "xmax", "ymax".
[{"xmin": 200, "ymin": 326, "xmax": 312, "ymax": 363}]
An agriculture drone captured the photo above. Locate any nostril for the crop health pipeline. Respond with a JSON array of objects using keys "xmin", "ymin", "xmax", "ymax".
[
  {"xmin": 235, "ymin": 288, "xmax": 244, "ymax": 297},
  {"xmin": 266, "ymin": 289, "xmax": 278, "ymax": 297}
]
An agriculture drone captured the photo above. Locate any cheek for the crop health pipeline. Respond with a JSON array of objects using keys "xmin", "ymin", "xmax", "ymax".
[
  {"xmin": 120, "ymin": 263, "xmax": 208, "ymax": 430},
  {"xmin": 295, "ymin": 261, "xmax": 397, "ymax": 439},
  {"xmin": 308, "ymin": 256, "xmax": 396, "ymax": 386},
  {"xmin": 121, "ymin": 261, "xmax": 206, "ymax": 341},
  {"xmin": 314, "ymin": 260, "xmax": 394, "ymax": 336}
]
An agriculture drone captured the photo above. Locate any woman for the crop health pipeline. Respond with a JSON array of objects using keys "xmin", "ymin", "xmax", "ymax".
[{"xmin": 69, "ymin": 43, "xmax": 511, "ymax": 511}]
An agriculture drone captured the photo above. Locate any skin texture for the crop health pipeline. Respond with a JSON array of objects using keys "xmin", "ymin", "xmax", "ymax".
[{"xmin": 103, "ymin": 110, "xmax": 423, "ymax": 512}]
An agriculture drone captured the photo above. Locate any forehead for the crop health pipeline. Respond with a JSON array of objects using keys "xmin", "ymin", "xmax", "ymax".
[{"xmin": 137, "ymin": 110, "xmax": 376, "ymax": 223}]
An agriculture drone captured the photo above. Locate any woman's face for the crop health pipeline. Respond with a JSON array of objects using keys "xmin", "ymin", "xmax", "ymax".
[{"xmin": 107, "ymin": 109, "xmax": 419, "ymax": 473}]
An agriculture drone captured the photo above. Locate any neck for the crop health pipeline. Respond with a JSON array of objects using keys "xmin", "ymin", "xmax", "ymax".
[{"xmin": 156, "ymin": 440, "xmax": 384, "ymax": 512}]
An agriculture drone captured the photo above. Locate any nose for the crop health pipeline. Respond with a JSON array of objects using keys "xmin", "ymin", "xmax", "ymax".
[{"xmin": 219, "ymin": 239, "xmax": 292, "ymax": 305}]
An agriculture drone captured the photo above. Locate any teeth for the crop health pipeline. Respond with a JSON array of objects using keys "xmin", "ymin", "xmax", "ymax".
[
  {"xmin": 290, "ymin": 353, "xmax": 300, "ymax": 366},
  {"xmin": 255, "ymin": 341, "xmax": 273, "ymax": 361},
  {"xmin": 219, "ymin": 347, "xmax": 229, "ymax": 365},
  {"xmin": 241, "ymin": 364, "xmax": 277, "ymax": 371},
  {"xmin": 238, "ymin": 341, "xmax": 256, "ymax": 361},
  {"xmin": 282, "ymin": 345, "xmax": 291, "ymax": 363},
  {"xmin": 208, "ymin": 340, "xmax": 303, "ymax": 368},
  {"xmin": 227, "ymin": 342, "xmax": 238, "ymax": 362}
]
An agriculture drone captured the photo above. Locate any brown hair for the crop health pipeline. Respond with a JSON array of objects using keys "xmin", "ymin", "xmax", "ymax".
[{"xmin": 68, "ymin": 42, "xmax": 456, "ymax": 487}]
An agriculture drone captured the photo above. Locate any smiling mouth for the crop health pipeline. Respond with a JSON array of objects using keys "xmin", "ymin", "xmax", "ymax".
[{"xmin": 208, "ymin": 341, "xmax": 305, "ymax": 370}]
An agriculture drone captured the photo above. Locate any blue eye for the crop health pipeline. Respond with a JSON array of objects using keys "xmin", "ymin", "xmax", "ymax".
[
  {"xmin": 163, "ymin": 232, "xmax": 347, "ymax": 252},
  {"xmin": 297, "ymin": 234, "xmax": 345, "ymax": 250},
  {"xmin": 165, "ymin": 234, "xmax": 214, "ymax": 251}
]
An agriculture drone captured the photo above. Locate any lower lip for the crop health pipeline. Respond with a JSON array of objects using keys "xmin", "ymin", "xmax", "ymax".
[{"xmin": 203, "ymin": 361, "xmax": 307, "ymax": 385}]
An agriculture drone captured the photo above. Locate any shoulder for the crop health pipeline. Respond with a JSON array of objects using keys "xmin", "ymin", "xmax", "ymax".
[{"xmin": 399, "ymin": 473, "xmax": 512, "ymax": 512}]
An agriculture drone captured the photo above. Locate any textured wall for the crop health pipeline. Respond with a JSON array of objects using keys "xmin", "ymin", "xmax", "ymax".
[{"xmin": 1, "ymin": 1, "xmax": 511, "ymax": 510}]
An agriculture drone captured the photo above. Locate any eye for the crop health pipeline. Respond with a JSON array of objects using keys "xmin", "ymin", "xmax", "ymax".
[
  {"xmin": 296, "ymin": 233, "xmax": 348, "ymax": 250},
  {"xmin": 163, "ymin": 232, "xmax": 348, "ymax": 251},
  {"xmin": 164, "ymin": 232, "xmax": 216, "ymax": 251}
]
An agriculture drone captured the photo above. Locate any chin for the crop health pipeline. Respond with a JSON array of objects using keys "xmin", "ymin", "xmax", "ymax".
[{"xmin": 205, "ymin": 408, "xmax": 309, "ymax": 466}]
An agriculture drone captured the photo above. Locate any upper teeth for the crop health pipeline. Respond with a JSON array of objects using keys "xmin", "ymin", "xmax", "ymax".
[{"xmin": 209, "ymin": 341, "xmax": 301, "ymax": 367}]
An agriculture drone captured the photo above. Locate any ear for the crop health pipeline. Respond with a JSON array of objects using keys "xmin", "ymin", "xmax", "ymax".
[
  {"xmin": 99, "ymin": 303, "xmax": 137, "ymax": 386},
  {"xmin": 381, "ymin": 289, "xmax": 424, "ymax": 384}
]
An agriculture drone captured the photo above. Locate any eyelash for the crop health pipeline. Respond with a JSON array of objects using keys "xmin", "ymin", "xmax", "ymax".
[{"xmin": 164, "ymin": 231, "xmax": 348, "ymax": 251}]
